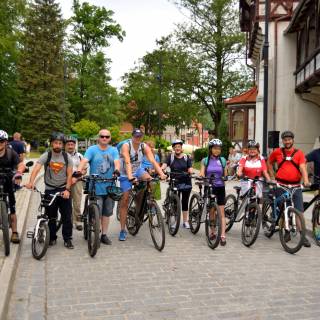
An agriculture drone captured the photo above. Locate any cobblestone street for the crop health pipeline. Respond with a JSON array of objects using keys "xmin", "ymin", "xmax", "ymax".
[{"xmin": 5, "ymin": 181, "xmax": 320, "ymax": 320}]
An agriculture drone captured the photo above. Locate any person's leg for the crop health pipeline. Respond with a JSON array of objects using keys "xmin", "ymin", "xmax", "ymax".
[
  {"xmin": 100, "ymin": 196, "xmax": 114, "ymax": 244},
  {"xmin": 58, "ymin": 197, "xmax": 73, "ymax": 245},
  {"xmin": 71, "ymin": 181, "xmax": 82, "ymax": 229},
  {"xmin": 181, "ymin": 190, "xmax": 191, "ymax": 227},
  {"xmin": 45, "ymin": 192, "xmax": 59, "ymax": 242}
]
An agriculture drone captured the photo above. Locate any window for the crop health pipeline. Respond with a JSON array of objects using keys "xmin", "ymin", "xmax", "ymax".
[{"xmin": 232, "ymin": 111, "xmax": 244, "ymax": 140}]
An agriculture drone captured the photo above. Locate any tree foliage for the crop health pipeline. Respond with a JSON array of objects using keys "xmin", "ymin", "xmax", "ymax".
[{"xmin": 72, "ymin": 119, "xmax": 99, "ymax": 139}]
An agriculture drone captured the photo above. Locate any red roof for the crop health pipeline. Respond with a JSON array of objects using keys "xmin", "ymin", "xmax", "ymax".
[{"xmin": 224, "ymin": 86, "xmax": 257, "ymax": 105}]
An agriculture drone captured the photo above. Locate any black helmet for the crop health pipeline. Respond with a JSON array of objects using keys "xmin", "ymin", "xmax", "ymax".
[
  {"xmin": 106, "ymin": 186, "xmax": 123, "ymax": 201},
  {"xmin": 50, "ymin": 132, "xmax": 65, "ymax": 143},
  {"xmin": 247, "ymin": 140, "xmax": 260, "ymax": 148},
  {"xmin": 172, "ymin": 139, "xmax": 183, "ymax": 147},
  {"xmin": 281, "ymin": 131, "xmax": 294, "ymax": 139},
  {"xmin": 65, "ymin": 136, "xmax": 76, "ymax": 143}
]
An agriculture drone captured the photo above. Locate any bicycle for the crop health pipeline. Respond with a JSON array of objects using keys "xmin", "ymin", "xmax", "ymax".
[
  {"xmin": 163, "ymin": 171, "xmax": 192, "ymax": 236},
  {"xmin": 26, "ymin": 188, "xmax": 61, "ymax": 260},
  {"xmin": 188, "ymin": 176, "xmax": 222, "ymax": 250},
  {"xmin": 224, "ymin": 177, "xmax": 262, "ymax": 247},
  {"xmin": 302, "ymin": 174, "xmax": 320, "ymax": 246},
  {"xmin": 262, "ymin": 182, "xmax": 306, "ymax": 254},
  {"xmin": 126, "ymin": 176, "xmax": 165, "ymax": 251},
  {"xmin": 81, "ymin": 175, "xmax": 121, "ymax": 257}
]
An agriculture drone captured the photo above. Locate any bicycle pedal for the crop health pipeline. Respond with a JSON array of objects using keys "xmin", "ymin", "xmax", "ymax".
[{"xmin": 26, "ymin": 231, "xmax": 34, "ymax": 238}]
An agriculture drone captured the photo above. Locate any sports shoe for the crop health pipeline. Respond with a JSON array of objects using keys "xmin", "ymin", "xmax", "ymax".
[
  {"xmin": 119, "ymin": 230, "xmax": 127, "ymax": 241},
  {"xmin": 183, "ymin": 222, "xmax": 190, "ymax": 229},
  {"xmin": 101, "ymin": 234, "xmax": 112, "ymax": 245},
  {"xmin": 303, "ymin": 237, "xmax": 311, "ymax": 248},
  {"xmin": 220, "ymin": 236, "xmax": 227, "ymax": 246},
  {"xmin": 64, "ymin": 239, "xmax": 74, "ymax": 249},
  {"xmin": 49, "ymin": 239, "xmax": 57, "ymax": 246},
  {"xmin": 11, "ymin": 232, "xmax": 20, "ymax": 244}
]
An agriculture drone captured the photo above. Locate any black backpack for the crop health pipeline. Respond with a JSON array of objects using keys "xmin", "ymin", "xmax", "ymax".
[{"xmin": 277, "ymin": 148, "xmax": 300, "ymax": 173}]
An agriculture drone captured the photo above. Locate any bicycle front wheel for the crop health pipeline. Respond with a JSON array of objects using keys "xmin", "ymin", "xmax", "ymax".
[
  {"xmin": 148, "ymin": 201, "xmax": 165, "ymax": 251},
  {"xmin": 279, "ymin": 207, "xmax": 305, "ymax": 254},
  {"xmin": 31, "ymin": 221, "xmax": 50, "ymax": 260},
  {"xmin": 262, "ymin": 200, "xmax": 276, "ymax": 238},
  {"xmin": 167, "ymin": 194, "xmax": 181, "ymax": 236},
  {"xmin": 126, "ymin": 197, "xmax": 140, "ymax": 236},
  {"xmin": 188, "ymin": 194, "xmax": 202, "ymax": 234},
  {"xmin": 312, "ymin": 205, "xmax": 320, "ymax": 246},
  {"xmin": 241, "ymin": 202, "xmax": 262, "ymax": 247},
  {"xmin": 0, "ymin": 201, "xmax": 10, "ymax": 256},
  {"xmin": 205, "ymin": 202, "xmax": 221, "ymax": 250},
  {"xmin": 224, "ymin": 194, "xmax": 237, "ymax": 232},
  {"xmin": 87, "ymin": 203, "xmax": 100, "ymax": 257}
]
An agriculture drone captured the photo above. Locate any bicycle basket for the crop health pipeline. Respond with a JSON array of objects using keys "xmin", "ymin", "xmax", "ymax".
[{"xmin": 106, "ymin": 186, "xmax": 123, "ymax": 201}]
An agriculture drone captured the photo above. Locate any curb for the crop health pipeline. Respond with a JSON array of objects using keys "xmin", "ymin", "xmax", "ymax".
[{"xmin": 0, "ymin": 174, "xmax": 43, "ymax": 320}]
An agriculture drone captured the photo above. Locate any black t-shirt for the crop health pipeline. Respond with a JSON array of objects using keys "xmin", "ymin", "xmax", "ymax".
[
  {"xmin": 306, "ymin": 148, "xmax": 320, "ymax": 183},
  {"xmin": 0, "ymin": 148, "xmax": 20, "ymax": 171},
  {"xmin": 9, "ymin": 140, "xmax": 25, "ymax": 155},
  {"xmin": 166, "ymin": 154, "xmax": 192, "ymax": 185}
]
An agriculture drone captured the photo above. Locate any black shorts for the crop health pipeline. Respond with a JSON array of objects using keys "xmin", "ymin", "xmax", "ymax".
[{"xmin": 211, "ymin": 186, "xmax": 226, "ymax": 206}]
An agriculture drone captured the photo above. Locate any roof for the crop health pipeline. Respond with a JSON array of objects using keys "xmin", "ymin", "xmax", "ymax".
[
  {"xmin": 285, "ymin": 0, "xmax": 312, "ymax": 34},
  {"xmin": 224, "ymin": 86, "xmax": 257, "ymax": 105}
]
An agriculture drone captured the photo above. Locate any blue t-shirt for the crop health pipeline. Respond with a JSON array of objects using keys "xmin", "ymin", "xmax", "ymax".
[
  {"xmin": 141, "ymin": 154, "xmax": 160, "ymax": 169},
  {"xmin": 84, "ymin": 145, "xmax": 119, "ymax": 196}
]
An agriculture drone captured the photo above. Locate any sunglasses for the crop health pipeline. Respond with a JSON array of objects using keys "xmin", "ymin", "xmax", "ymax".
[{"xmin": 100, "ymin": 135, "xmax": 111, "ymax": 139}]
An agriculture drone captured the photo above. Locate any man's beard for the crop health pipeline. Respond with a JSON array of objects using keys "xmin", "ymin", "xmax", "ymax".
[
  {"xmin": 284, "ymin": 143, "xmax": 293, "ymax": 149},
  {"xmin": 52, "ymin": 147, "xmax": 62, "ymax": 153}
]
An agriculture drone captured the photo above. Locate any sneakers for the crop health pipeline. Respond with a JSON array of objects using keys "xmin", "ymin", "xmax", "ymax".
[
  {"xmin": 101, "ymin": 234, "xmax": 112, "ymax": 245},
  {"xmin": 64, "ymin": 239, "xmax": 74, "ymax": 249},
  {"xmin": 220, "ymin": 236, "xmax": 227, "ymax": 246},
  {"xmin": 183, "ymin": 221, "xmax": 190, "ymax": 229},
  {"xmin": 303, "ymin": 237, "xmax": 311, "ymax": 248},
  {"xmin": 49, "ymin": 239, "xmax": 57, "ymax": 246},
  {"xmin": 11, "ymin": 232, "xmax": 20, "ymax": 244},
  {"xmin": 119, "ymin": 230, "xmax": 127, "ymax": 241}
]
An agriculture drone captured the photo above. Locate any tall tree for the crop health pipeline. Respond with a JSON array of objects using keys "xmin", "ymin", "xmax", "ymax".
[{"xmin": 18, "ymin": 0, "xmax": 73, "ymax": 142}]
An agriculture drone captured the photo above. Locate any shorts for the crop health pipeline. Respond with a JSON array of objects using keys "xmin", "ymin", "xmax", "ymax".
[
  {"xmin": 211, "ymin": 186, "xmax": 226, "ymax": 206},
  {"xmin": 96, "ymin": 195, "xmax": 115, "ymax": 217},
  {"xmin": 119, "ymin": 167, "xmax": 147, "ymax": 192}
]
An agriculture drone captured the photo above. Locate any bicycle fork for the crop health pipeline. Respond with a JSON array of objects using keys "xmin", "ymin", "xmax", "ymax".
[
  {"xmin": 283, "ymin": 204, "xmax": 297, "ymax": 233},
  {"xmin": 27, "ymin": 217, "xmax": 47, "ymax": 240}
]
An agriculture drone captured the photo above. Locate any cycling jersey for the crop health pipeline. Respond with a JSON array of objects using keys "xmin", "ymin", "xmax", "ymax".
[{"xmin": 238, "ymin": 156, "xmax": 266, "ymax": 179}]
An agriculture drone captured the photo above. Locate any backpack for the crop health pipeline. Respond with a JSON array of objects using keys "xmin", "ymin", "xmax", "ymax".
[
  {"xmin": 44, "ymin": 150, "xmax": 69, "ymax": 188},
  {"xmin": 5, "ymin": 147, "xmax": 14, "ymax": 164},
  {"xmin": 117, "ymin": 139, "xmax": 145, "ymax": 161},
  {"xmin": 169, "ymin": 153, "xmax": 189, "ymax": 166},
  {"xmin": 204, "ymin": 156, "xmax": 227, "ymax": 176},
  {"xmin": 277, "ymin": 148, "xmax": 300, "ymax": 173}
]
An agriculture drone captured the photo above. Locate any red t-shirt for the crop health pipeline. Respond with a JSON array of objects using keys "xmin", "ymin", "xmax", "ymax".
[
  {"xmin": 268, "ymin": 148, "xmax": 306, "ymax": 183},
  {"xmin": 239, "ymin": 156, "xmax": 267, "ymax": 179}
]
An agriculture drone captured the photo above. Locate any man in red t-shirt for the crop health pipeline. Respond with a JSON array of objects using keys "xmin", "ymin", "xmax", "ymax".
[{"xmin": 267, "ymin": 130, "xmax": 311, "ymax": 247}]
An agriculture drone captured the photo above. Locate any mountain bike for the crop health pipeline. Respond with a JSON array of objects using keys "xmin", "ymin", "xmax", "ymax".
[
  {"xmin": 81, "ymin": 175, "xmax": 121, "ymax": 257},
  {"xmin": 126, "ymin": 177, "xmax": 165, "ymax": 251},
  {"xmin": 262, "ymin": 182, "xmax": 306, "ymax": 254},
  {"xmin": 224, "ymin": 177, "xmax": 262, "ymax": 247},
  {"xmin": 27, "ymin": 188, "xmax": 61, "ymax": 260},
  {"xmin": 188, "ymin": 176, "xmax": 221, "ymax": 250}
]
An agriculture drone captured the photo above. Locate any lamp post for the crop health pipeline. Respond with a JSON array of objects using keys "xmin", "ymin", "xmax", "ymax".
[{"xmin": 262, "ymin": 0, "xmax": 270, "ymax": 157}]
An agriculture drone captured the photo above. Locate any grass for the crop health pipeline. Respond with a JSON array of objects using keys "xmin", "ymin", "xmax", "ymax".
[
  {"xmin": 28, "ymin": 151, "xmax": 41, "ymax": 159},
  {"xmin": 193, "ymin": 161, "xmax": 201, "ymax": 171}
]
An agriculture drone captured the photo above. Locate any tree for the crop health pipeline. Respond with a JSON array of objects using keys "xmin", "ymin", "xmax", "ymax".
[
  {"xmin": 18, "ymin": 0, "xmax": 73, "ymax": 142},
  {"xmin": 72, "ymin": 118, "xmax": 99, "ymax": 139}
]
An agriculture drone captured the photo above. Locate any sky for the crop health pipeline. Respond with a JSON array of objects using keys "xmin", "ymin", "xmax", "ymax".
[{"xmin": 57, "ymin": 0, "xmax": 188, "ymax": 89}]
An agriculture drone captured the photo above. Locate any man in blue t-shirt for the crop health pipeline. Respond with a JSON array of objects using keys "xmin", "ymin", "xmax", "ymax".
[
  {"xmin": 77, "ymin": 129, "xmax": 120, "ymax": 245},
  {"xmin": 9, "ymin": 132, "xmax": 25, "ymax": 162},
  {"xmin": 306, "ymin": 147, "xmax": 320, "ymax": 186}
]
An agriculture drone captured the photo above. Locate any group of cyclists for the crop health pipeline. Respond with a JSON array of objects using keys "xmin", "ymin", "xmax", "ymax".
[{"xmin": 0, "ymin": 126, "xmax": 319, "ymax": 251}]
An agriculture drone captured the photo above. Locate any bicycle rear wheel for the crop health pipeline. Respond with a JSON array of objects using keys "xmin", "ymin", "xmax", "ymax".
[
  {"xmin": 262, "ymin": 200, "xmax": 276, "ymax": 238},
  {"xmin": 205, "ymin": 202, "xmax": 221, "ymax": 250},
  {"xmin": 279, "ymin": 208, "xmax": 305, "ymax": 254},
  {"xmin": 241, "ymin": 202, "xmax": 261, "ymax": 247},
  {"xmin": 188, "ymin": 194, "xmax": 202, "ymax": 234},
  {"xmin": 148, "ymin": 201, "xmax": 165, "ymax": 251},
  {"xmin": 126, "ymin": 197, "xmax": 140, "ymax": 236},
  {"xmin": 312, "ymin": 205, "xmax": 320, "ymax": 246},
  {"xmin": 224, "ymin": 194, "xmax": 237, "ymax": 232},
  {"xmin": 167, "ymin": 194, "xmax": 181, "ymax": 236},
  {"xmin": 0, "ymin": 201, "xmax": 10, "ymax": 256},
  {"xmin": 87, "ymin": 203, "xmax": 100, "ymax": 257},
  {"xmin": 31, "ymin": 221, "xmax": 50, "ymax": 260}
]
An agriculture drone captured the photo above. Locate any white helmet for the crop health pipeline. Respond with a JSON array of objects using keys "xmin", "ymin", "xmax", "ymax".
[
  {"xmin": 208, "ymin": 139, "xmax": 222, "ymax": 147},
  {"xmin": 172, "ymin": 139, "xmax": 183, "ymax": 147},
  {"xmin": 0, "ymin": 130, "xmax": 8, "ymax": 141}
]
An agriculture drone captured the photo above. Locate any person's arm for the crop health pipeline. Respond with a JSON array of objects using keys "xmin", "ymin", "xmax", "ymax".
[
  {"xmin": 25, "ymin": 163, "xmax": 42, "ymax": 189},
  {"xmin": 121, "ymin": 143, "xmax": 134, "ymax": 180},
  {"xmin": 237, "ymin": 158, "xmax": 245, "ymax": 177},
  {"xmin": 199, "ymin": 159, "xmax": 205, "ymax": 177},
  {"xmin": 77, "ymin": 158, "xmax": 89, "ymax": 173},
  {"xmin": 145, "ymin": 145, "xmax": 166, "ymax": 179},
  {"xmin": 187, "ymin": 156, "xmax": 193, "ymax": 175},
  {"xmin": 62, "ymin": 166, "xmax": 73, "ymax": 199},
  {"xmin": 113, "ymin": 148, "xmax": 120, "ymax": 175},
  {"xmin": 267, "ymin": 152, "xmax": 276, "ymax": 180},
  {"xmin": 300, "ymin": 163, "xmax": 310, "ymax": 186}
]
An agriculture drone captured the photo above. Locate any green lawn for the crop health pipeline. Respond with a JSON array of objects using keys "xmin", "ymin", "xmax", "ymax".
[
  {"xmin": 193, "ymin": 161, "xmax": 201, "ymax": 170},
  {"xmin": 28, "ymin": 151, "xmax": 41, "ymax": 159}
]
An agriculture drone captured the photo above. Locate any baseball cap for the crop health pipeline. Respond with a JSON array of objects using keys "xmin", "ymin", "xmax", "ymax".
[{"xmin": 132, "ymin": 128, "xmax": 144, "ymax": 137}]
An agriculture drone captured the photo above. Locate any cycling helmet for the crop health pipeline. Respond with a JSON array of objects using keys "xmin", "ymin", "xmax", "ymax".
[
  {"xmin": 172, "ymin": 139, "xmax": 183, "ymax": 147},
  {"xmin": 208, "ymin": 139, "xmax": 223, "ymax": 148},
  {"xmin": 65, "ymin": 136, "xmax": 77, "ymax": 143},
  {"xmin": 281, "ymin": 131, "xmax": 294, "ymax": 139},
  {"xmin": 50, "ymin": 132, "xmax": 65, "ymax": 143},
  {"xmin": 106, "ymin": 185, "xmax": 123, "ymax": 201},
  {"xmin": 0, "ymin": 130, "xmax": 8, "ymax": 141},
  {"xmin": 247, "ymin": 140, "xmax": 260, "ymax": 148}
]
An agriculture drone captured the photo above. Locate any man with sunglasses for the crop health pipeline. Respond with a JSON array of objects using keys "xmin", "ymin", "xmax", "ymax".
[
  {"xmin": 118, "ymin": 128, "xmax": 166, "ymax": 241},
  {"xmin": 77, "ymin": 129, "xmax": 120, "ymax": 245}
]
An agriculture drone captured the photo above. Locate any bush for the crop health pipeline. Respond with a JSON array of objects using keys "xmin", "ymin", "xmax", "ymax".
[{"xmin": 38, "ymin": 146, "xmax": 46, "ymax": 154}]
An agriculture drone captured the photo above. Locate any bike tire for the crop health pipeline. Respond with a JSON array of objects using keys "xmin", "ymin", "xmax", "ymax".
[
  {"xmin": 279, "ymin": 207, "xmax": 305, "ymax": 254},
  {"xmin": 31, "ymin": 221, "xmax": 50, "ymax": 260},
  {"xmin": 148, "ymin": 201, "xmax": 165, "ymax": 251},
  {"xmin": 55, "ymin": 211, "xmax": 62, "ymax": 232},
  {"xmin": 188, "ymin": 193, "xmax": 202, "ymax": 234},
  {"xmin": 167, "ymin": 194, "xmax": 181, "ymax": 236},
  {"xmin": 126, "ymin": 197, "xmax": 140, "ymax": 236},
  {"xmin": 312, "ymin": 205, "xmax": 320, "ymax": 246},
  {"xmin": 83, "ymin": 196, "xmax": 88, "ymax": 240},
  {"xmin": 87, "ymin": 203, "xmax": 100, "ymax": 258},
  {"xmin": 241, "ymin": 202, "xmax": 262, "ymax": 247},
  {"xmin": 205, "ymin": 201, "xmax": 221, "ymax": 250},
  {"xmin": 0, "ymin": 201, "xmax": 10, "ymax": 256},
  {"xmin": 224, "ymin": 194, "xmax": 237, "ymax": 232},
  {"xmin": 262, "ymin": 200, "xmax": 276, "ymax": 238}
]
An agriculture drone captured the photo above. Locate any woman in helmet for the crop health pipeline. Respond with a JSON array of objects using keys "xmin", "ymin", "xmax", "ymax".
[
  {"xmin": 161, "ymin": 139, "xmax": 193, "ymax": 229},
  {"xmin": 199, "ymin": 138, "xmax": 227, "ymax": 245},
  {"xmin": 237, "ymin": 140, "xmax": 270, "ymax": 199}
]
